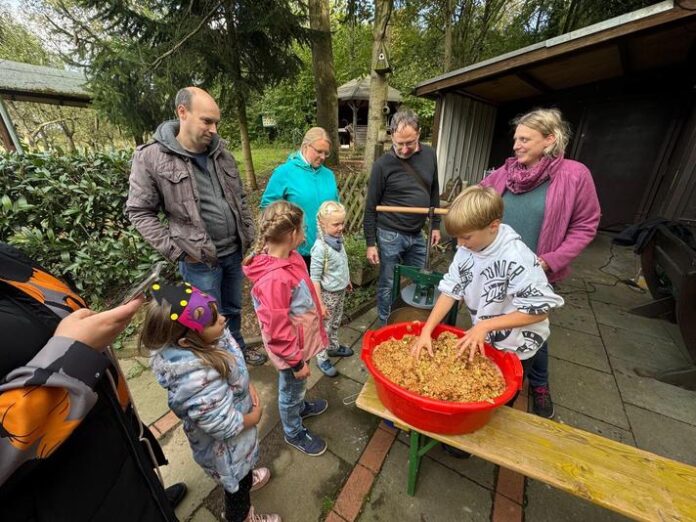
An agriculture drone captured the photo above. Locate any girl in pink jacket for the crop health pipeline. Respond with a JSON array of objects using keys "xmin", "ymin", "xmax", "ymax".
[{"xmin": 243, "ymin": 201, "xmax": 330, "ymax": 457}]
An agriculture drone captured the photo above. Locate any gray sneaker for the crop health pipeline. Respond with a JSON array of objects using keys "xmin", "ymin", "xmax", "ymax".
[
  {"xmin": 244, "ymin": 348, "xmax": 267, "ymax": 366},
  {"xmin": 284, "ymin": 428, "xmax": 327, "ymax": 456}
]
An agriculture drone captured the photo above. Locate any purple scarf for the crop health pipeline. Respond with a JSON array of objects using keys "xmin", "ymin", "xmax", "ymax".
[{"xmin": 504, "ymin": 155, "xmax": 564, "ymax": 194}]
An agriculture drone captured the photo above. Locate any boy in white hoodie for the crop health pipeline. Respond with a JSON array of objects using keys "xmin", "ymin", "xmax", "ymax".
[{"xmin": 412, "ymin": 186, "xmax": 564, "ymax": 376}]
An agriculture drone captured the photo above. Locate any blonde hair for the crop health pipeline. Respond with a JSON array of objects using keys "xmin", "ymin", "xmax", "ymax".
[
  {"xmin": 316, "ymin": 200, "xmax": 346, "ymax": 238},
  {"xmin": 512, "ymin": 108, "xmax": 571, "ymax": 157},
  {"xmin": 139, "ymin": 298, "xmax": 235, "ymax": 379},
  {"xmin": 444, "ymin": 186, "xmax": 503, "ymax": 236},
  {"xmin": 301, "ymin": 127, "xmax": 331, "ymax": 150},
  {"xmin": 243, "ymin": 200, "xmax": 304, "ymax": 264}
]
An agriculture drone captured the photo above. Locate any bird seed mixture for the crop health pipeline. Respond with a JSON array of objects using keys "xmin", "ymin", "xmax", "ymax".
[{"xmin": 372, "ymin": 331, "xmax": 506, "ymax": 403}]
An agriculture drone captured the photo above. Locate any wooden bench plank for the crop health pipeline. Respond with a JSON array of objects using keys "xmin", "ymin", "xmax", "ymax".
[{"xmin": 356, "ymin": 377, "xmax": 696, "ymax": 522}]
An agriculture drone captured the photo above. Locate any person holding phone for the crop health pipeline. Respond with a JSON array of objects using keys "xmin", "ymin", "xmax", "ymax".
[
  {"xmin": 0, "ymin": 242, "xmax": 183, "ymax": 521},
  {"xmin": 127, "ymin": 86, "xmax": 266, "ymax": 367}
]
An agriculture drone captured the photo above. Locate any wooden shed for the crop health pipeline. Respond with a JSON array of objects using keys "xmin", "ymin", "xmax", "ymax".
[
  {"xmin": 0, "ymin": 59, "xmax": 91, "ymax": 153},
  {"xmin": 415, "ymin": 1, "xmax": 696, "ymax": 230}
]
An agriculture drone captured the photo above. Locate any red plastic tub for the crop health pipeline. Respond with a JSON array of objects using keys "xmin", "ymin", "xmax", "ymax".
[{"xmin": 362, "ymin": 321, "xmax": 523, "ymax": 434}]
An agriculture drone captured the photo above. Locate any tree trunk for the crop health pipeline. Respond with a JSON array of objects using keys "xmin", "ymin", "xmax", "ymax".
[
  {"xmin": 443, "ymin": 0, "xmax": 455, "ymax": 72},
  {"xmin": 473, "ymin": 0, "xmax": 506, "ymax": 64},
  {"xmin": 363, "ymin": 0, "xmax": 393, "ymax": 176},
  {"xmin": 236, "ymin": 93, "xmax": 257, "ymax": 191},
  {"xmin": 456, "ymin": 0, "xmax": 475, "ymax": 65},
  {"xmin": 309, "ymin": 0, "xmax": 340, "ymax": 167},
  {"xmin": 224, "ymin": 1, "xmax": 258, "ymax": 191}
]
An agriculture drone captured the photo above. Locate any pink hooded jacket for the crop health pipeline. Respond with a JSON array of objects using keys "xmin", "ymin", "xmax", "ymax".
[
  {"xmin": 243, "ymin": 251, "xmax": 327, "ymax": 370},
  {"xmin": 481, "ymin": 158, "xmax": 601, "ymax": 283}
]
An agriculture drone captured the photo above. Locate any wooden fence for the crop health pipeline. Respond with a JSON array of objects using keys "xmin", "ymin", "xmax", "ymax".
[{"xmin": 335, "ymin": 161, "xmax": 369, "ymax": 234}]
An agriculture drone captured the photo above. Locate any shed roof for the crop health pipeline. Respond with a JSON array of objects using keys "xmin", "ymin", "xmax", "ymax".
[
  {"xmin": 337, "ymin": 76, "xmax": 403, "ymax": 103},
  {"xmin": 415, "ymin": 1, "xmax": 696, "ymax": 104},
  {"xmin": 0, "ymin": 59, "xmax": 91, "ymax": 107}
]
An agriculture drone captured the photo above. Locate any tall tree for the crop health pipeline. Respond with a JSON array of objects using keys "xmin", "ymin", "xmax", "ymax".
[
  {"xmin": 38, "ymin": 0, "xmax": 309, "ymax": 189},
  {"xmin": 309, "ymin": 0, "xmax": 340, "ymax": 166},
  {"xmin": 363, "ymin": 0, "xmax": 393, "ymax": 175},
  {"xmin": 443, "ymin": 0, "xmax": 456, "ymax": 72}
]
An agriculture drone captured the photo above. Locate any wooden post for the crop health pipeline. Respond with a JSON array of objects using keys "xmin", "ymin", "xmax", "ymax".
[{"xmin": 0, "ymin": 97, "xmax": 23, "ymax": 154}]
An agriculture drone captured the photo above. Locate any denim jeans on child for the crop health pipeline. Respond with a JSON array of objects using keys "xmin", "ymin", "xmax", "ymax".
[
  {"xmin": 179, "ymin": 250, "xmax": 246, "ymax": 350},
  {"xmin": 376, "ymin": 227, "xmax": 427, "ymax": 323},
  {"xmin": 278, "ymin": 368, "xmax": 306, "ymax": 439}
]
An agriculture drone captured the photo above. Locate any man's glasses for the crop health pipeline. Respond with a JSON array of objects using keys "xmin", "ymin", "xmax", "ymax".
[
  {"xmin": 392, "ymin": 138, "xmax": 419, "ymax": 149},
  {"xmin": 309, "ymin": 144, "xmax": 330, "ymax": 157}
]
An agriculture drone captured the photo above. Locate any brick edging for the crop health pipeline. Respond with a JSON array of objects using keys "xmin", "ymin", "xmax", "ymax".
[
  {"xmin": 148, "ymin": 410, "xmax": 180, "ymax": 439},
  {"xmin": 328, "ymin": 421, "xmax": 397, "ymax": 521}
]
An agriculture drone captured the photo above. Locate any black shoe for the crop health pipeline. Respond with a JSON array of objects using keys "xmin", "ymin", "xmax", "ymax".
[
  {"xmin": 441, "ymin": 443, "xmax": 471, "ymax": 459},
  {"xmin": 244, "ymin": 347, "xmax": 268, "ymax": 366},
  {"xmin": 531, "ymin": 385, "xmax": 555, "ymax": 419},
  {"xmin": 165, "ymin": 482, "xmax": 187, "ymax": 508}
]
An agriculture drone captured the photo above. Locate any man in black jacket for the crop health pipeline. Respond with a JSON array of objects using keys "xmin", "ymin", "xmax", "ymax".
[
  {"xmin": 0, "ymin": 242, "xmax": 184, "ymax": 521},
  {"xmin": 364, "ymin": 109, "xmax": 441, "ymax": 325}
]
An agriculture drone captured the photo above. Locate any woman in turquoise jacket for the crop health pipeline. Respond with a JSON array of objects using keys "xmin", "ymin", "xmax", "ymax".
[{"xmin": 260, "ymin": 127, "xmax": 340, "ymax": 268}]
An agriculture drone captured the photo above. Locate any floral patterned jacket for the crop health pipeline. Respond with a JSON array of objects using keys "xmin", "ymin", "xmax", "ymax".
[{"xmin": 151, "ymin": 331, "xmax": 258, "ymax": 493}]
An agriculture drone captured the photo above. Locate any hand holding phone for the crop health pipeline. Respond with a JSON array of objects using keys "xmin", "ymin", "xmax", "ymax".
[{"xmin": 117, "ymin": 261, "xmax": 166, "ymax": 305}]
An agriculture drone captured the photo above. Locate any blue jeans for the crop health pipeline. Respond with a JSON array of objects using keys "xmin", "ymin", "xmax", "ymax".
[
  {"xmin": 526, "ymin": 341, "xmax": 549, "ymax": 387},
  {"xmin": 376, "ymin": 227, "xmax": 427, "ymax": 323},
  {"xmin": 179, "ymin": 250, "xmax": 246, "ymax": 350},
  {"xmin": 278, "ymin": 368, "xmax": 306, "ymax": 439}
]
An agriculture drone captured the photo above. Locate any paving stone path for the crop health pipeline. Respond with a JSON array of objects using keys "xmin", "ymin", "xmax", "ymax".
[{"xmin": 122, "ymin": 233, "xmax": 696, "ymax": 521}]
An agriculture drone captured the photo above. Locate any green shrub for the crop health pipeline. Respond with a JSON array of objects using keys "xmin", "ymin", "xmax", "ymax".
[
  {"xmin": 0, "ymin": 151, "xmax": 165, "ymax": 308},
  {"xmin": 344, "ymin": 233, "xmax": 370, "ymax": 273}
]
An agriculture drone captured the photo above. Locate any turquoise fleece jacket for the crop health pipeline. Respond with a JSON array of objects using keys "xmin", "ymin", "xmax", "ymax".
[{"xmin": 260, "ymin": 152, "xmax": 340, "ymax": 256}]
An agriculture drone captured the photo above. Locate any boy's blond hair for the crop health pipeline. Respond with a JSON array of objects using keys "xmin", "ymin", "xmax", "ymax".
[{"xmin": 444, "ymin": 185, "xmax": 503, "ymax": 236}]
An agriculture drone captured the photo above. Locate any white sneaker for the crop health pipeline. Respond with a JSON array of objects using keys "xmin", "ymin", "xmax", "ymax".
[
  {"xmin": 250, "ymin": 467, "xmax": 271, "ymax": 492},
  {"xmin": 245, "ymin": 506, "xmax": 281, "ymax": 522}
]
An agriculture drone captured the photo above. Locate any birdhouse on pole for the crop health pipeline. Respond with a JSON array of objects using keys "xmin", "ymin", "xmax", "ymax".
[{"xmin": 374, "ymin": 43, "xmax": 392, "ymax": 74}]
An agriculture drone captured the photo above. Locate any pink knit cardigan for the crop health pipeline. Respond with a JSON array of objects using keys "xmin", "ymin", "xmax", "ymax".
[{"xmin": 481, "ymin": 158, "xmax": 601, "ymax": 283}]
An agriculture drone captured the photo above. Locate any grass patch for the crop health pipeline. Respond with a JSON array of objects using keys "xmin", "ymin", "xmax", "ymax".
[
  {"xmin": 231, "ymin": 145, "xmax": 293, "ymax": 179},
  {"xmin": 320, "ymin": 496, "xmax": 335, "ymax": 519}
]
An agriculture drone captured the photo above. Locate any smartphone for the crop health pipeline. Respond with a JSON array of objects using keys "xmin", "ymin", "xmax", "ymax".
[{"xmin": 118, "ymin": 261, "xmax": 166, "ymax": 305}]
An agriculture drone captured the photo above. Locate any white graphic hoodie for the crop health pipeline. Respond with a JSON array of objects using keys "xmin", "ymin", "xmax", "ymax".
[{"xmin": 438, "ymin": 224, "xmax": 564, "ymax": 360}]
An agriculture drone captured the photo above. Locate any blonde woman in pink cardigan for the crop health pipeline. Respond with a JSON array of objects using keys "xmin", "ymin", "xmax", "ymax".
[{"xmin": 481, "ymin": 108, "xmax": 600, "ymax": 419}]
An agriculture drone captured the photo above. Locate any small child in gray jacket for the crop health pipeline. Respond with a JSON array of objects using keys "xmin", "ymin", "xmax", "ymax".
[{"xmin": 310, "ymin": 201, "xmax": 354, "ymax": 377}]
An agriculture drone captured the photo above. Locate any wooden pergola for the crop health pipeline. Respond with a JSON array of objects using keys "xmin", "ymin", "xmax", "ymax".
[
  {"xmin": 0, "ymin": 59, "xmax": 91, "ymax": 153},
  {"xmin": 338, "ymin": 77, "xmax": 402, "ymax": 147}
]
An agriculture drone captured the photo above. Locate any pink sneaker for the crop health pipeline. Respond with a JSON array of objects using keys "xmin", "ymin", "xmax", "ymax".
[
  {"xmin": 245, "ymin": 506, "xmax": 281, "ymax": 522},
  {"xmin": 250, "ymin": 467, "xmax": 271, "ymax": 492}
]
